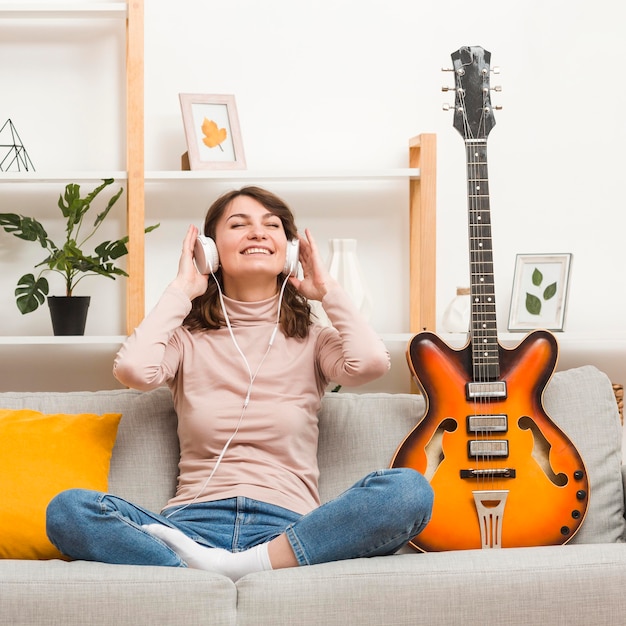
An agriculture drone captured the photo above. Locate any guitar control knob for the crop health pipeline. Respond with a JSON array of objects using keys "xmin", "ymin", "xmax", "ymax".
[
  {"xmin": 571, "ymin": 510, "xmax": 581, "ymax": 520},
  {"xmin": 576, "ymin": 490, "xmax": 587, "ymax": 501},
  {"xmin": 573, "ymin": 470, "xmax": 585, "ymax": 481},
  {"xmin": 560, "ymin": 526, "xmax": 571, "ymax": 536}
]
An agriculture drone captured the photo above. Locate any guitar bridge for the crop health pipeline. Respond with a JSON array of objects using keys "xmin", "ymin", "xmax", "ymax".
[{"xmin": 461, "ymin": 468, "xmax": 516, "ymax": 479}]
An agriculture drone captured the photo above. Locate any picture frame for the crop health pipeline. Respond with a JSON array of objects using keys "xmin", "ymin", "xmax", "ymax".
[
  {"xmin": 179, "ymin": 93, "xmax": 246, "ymax": 170},
  {"xmin": 507, "ymin": 253, "xmax": 572, "ymax": 332}
]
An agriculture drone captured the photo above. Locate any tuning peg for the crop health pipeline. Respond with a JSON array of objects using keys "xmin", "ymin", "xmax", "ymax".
[
  {"xmin": 441, "ymin": 86, "xmax": 455, "ymax": 92},
  {"xmin": 491, "ymin": 85, "xmax": 502, "ymax": 93},
  {"xmin": 442, "ymin": 103, "xmax": 455, "ymax": 111},
  {"xmin": 441, "ymin": 67, "xmax": 455, "ymax": 72},
  {"xmin": 491, "ymin": 66, "xmax": 501, "ymax": 74}
]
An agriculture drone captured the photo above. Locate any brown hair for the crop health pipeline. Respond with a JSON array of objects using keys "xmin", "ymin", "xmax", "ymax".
[{"xmin": 184, "ymin": 186, "xmax": 312, "ymax": 338}]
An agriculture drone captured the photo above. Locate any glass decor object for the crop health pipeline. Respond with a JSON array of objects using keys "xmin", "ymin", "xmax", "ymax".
[
  {"xmin": 327, "ymin": 238, "xmax": 373, "ymax": 320},
  {"xmin": 441, "ymin": 287, "xmax": 471, "ymax": 333}
]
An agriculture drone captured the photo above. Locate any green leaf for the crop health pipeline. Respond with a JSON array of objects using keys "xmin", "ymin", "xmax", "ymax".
[
  {"xmin": 93, "ymin": 185, "xmax": 124, "ymax": 229},
  {"xmin": 531, "ymin": 268, "xmax": 543, "ymax": 286},
  {"xmin": 15, "ymin": 274, "xmax": 49, "ymax": 314},
  {"xmin": 0, "ymin": 213, "xmax": 50, "ymax": 247},
  {"xmin": 543, "ymin": 282, "xmax": 558, "ymax": 300},
  {"xmin": 95, "ymin": 239, "xmax": 129, "ymax": 261},
  {"xmin": 525, "ymin": 293, "xmax": 542, "ymax": 315}
]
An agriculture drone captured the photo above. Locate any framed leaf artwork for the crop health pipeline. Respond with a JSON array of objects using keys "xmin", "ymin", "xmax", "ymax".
[
  {"xmin": 507, "ymin": 253, "xmax": 572, "ymax": 332},
  {"xmin": 179, "ymin": 94, "xmax": 246, "ymax": 170}
]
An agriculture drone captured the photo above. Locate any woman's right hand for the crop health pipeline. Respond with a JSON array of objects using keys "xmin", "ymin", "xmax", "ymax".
[{"xmin": 170, "ymin": 225, "xmax": 209, "ymax": 300}]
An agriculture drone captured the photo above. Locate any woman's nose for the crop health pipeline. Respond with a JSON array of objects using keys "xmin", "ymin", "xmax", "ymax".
[{"xmin": 248, "ymin": 227, "xmax": 267, "ymax": 239}]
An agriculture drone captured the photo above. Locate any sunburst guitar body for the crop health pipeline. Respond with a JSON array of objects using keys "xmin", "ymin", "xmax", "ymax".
[{"xmin": 391, "ymin": 46, "xmax": 588, "ymax": 552}]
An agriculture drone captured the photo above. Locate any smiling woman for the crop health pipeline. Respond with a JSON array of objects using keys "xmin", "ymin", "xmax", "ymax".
[{"xmin": 47, "ymin": 183, "xmax": 432, "ymax": 581}]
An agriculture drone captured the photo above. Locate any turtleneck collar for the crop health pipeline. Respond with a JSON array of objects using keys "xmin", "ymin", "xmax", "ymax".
[{"xmin": 221, "ymin": 293, "xmax": 281, "ymax": 327}]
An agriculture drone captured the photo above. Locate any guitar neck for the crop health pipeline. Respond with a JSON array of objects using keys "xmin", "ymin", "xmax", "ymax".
[{"xmin": 466, "ymin": 139, "xmax": 500, "ymax": 381}]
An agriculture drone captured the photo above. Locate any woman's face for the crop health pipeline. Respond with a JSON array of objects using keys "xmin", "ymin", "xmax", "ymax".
[{"xmin": 214, "ymin": 194, "xmax": 289, "ymax": 281}]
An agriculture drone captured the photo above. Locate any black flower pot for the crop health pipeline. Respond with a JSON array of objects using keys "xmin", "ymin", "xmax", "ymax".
[{"xmin": 47, "ymin": 296, "xmax": 91, "ymax": 336}]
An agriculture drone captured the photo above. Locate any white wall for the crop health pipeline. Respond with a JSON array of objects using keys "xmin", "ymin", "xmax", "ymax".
[
  {"xmin": 141, "ymin": 0, "xmax": 626, "ymax": 335},
  {"xmin": 1, "ymin": 0, "xmax": 625, "ymax": 392}
]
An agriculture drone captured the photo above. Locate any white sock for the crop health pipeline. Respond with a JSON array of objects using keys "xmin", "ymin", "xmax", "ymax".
[{"xmin": 142, "ymin": 524, "xmax": 272, "ymax": 581}]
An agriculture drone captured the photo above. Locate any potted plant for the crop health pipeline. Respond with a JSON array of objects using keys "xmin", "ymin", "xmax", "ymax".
[{"xmin": 0, "ymin": 178, "xmax": 158, "ymax": 335}]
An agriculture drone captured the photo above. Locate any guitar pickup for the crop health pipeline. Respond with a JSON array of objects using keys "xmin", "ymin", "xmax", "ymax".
[
  {"xmin": 466, "ymin": 381, "xmax": 507, "ymax": 400},
  {"xmin": 467, "ymin": 414, "xmax": 508, "ymax": 433},
  {"xmin": 468, "ymin": 439, "xmax": 509, "ymax": 458}
]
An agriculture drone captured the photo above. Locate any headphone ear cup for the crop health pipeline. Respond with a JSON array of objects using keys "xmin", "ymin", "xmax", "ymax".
[
  {"xmin": 283, "ymin": 239, "xmax": 300, "ymax": 276},
  {"xmin": 194, "ymin": 234, "xmax": 220, "ymax": 274}
]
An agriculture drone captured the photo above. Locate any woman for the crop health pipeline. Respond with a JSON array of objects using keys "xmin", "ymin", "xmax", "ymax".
[{"xmin": 47, "ymin": 186, "xmax": 433, "ymax": 581}]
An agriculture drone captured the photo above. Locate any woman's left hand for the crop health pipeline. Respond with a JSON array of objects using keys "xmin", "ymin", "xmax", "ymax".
[{"xmin": 289, "ymin": 228, "xmax": 338, "ymax": 301}]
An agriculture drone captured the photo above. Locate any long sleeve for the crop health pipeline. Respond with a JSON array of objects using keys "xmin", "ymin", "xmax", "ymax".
[
  {"xmin": 113, "ymin": 286, "xmax": 192, "ymax": 390},
  {"xmin": 315, "ymin": 285, "xmax": 390, "ymax": 388}
]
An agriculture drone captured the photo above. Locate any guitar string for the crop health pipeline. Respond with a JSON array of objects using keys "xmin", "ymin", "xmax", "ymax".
[
  {"xmin": 461, "ymin": 81, "xmax": 493, "ymax": 494},
  {"xmin": 477, "ymin": 83, "xmax": 495, "ymax": 493},
  {"xmin": 478, "ymin": 80, "xmax": 497, "ymax": 495},
  {"xmin": 459, "ymin": 85, "xmax": 483, "ymax": 492}
]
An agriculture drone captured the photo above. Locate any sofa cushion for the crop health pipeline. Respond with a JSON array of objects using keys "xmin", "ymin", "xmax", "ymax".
[
  {"xmin": 543, "ymin": 366, "xmax": 624, "ymax": 543},
  {"xmin": 318, "ymin": 365, "xmax": 624, "ymax": 546},
  {"xmin": 0, "ymin": 387, "xmax": 180, "ymax": 514},
  {"xmin": 0, "ymin": 560, "xmax": 236, "ymax": 626},
  {"xmin": 236, "ymin": 543, "xmax": 626, "ymax": 626},
  {"xmin": 0, "ymin": 408, "xmax": 121, "ymax": 560}
]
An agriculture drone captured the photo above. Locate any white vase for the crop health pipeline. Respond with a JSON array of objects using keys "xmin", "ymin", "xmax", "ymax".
[
  {"xmin": 441, "ymin": 287, "xmax": 471, "ymax": 333},
  {"xmin": 327, "ymin": 238, "xmax": 373, "ymax": 321}
]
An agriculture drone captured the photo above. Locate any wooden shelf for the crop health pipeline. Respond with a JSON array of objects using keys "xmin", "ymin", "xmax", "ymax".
[
  {"xmin": 145, "ymin": 169, "xmax": 420, "ymax": 182},
  {"xmin": 0, "ymin": 336, "xmax": 126, "ymax": 345},
  {"xmin": 0, "ymin": 333, "xmax": 409, "ymax": 347},
  {"xmin": 0, "ymin": 170, "xmax": 418, "ymax": 183},
  {"xmin": 0, "ymin": 3, "xmax": 127, "ymax": 18},
  {"xmin": 0, "ymin": 172, "xmax": 128, "ymax": 183}
]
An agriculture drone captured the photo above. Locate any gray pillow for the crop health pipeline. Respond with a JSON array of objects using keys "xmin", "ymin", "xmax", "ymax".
[{"xmin": 544, "ymin": 365, "xmax": 624, "ymax": 543}]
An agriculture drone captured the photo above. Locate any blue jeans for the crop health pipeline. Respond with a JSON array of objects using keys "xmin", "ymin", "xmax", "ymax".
[{"xmin": 46, "ymin": 468, "xmax": 433, "ymax": 567}]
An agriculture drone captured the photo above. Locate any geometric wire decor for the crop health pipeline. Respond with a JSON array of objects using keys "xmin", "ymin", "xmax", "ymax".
[{"xmin": 0, "ymin": 119, "xmax": 35, "ymax": 172}]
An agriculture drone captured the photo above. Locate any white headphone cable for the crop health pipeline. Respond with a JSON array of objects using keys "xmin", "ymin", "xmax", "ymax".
[{"xmin": 165, "ymin": 270, "xmax": 290, "ymax": 518}]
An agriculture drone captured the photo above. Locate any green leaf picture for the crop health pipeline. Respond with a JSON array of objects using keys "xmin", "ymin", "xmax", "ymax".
[{"xmin": 525, "ymin": 267, "xmax": 558, "ymax": 316}]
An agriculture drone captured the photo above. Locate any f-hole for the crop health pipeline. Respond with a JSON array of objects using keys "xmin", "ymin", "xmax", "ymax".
[
  {"xmin": 423, "ymin": 418, "xmax": 457, "ymax": 481},
  {"xmin": 518, "ymin": 416, "xmax": 568, "ymax": 486}
]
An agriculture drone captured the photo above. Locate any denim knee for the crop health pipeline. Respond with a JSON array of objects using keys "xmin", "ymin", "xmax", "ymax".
[
  {"xmin": 385, "ymin": 468, "xmax": 434, "ymax": 531},
  {"xmin": 46, "ymin": 488, "xmax": 94, "ymax": 548}
]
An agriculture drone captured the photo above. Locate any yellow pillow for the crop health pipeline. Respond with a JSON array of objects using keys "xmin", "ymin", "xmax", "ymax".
[{"xmin": 0, "ymin": 408, "xmax": 122, "ymax": 560}]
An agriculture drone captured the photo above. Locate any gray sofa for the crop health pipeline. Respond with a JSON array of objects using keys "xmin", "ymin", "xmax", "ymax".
[{"xmin": 1, "ymin": 364, "xmax": 625, "ymax": 625}]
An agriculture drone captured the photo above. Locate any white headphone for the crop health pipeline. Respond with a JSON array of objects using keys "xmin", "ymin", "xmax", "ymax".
[{"xmin": 194, "ymin": 234, "xmax": 300, "ymax": 277}]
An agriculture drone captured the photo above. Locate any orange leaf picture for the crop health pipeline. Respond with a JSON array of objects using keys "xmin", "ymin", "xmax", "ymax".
[{"xmin": 201, "ymin": 117, "xmax": 227, "ymax": 150}]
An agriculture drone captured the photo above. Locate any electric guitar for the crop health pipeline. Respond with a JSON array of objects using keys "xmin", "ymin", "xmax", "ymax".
[{"xmin": 391, "ymin": 46, "xmax": 589, "ymax": 551}]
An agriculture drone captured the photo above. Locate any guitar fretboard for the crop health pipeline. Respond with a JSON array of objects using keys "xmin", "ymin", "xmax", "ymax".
[{"xmin": 466, "ymin": 139, "xmax": 500, "ymax": 382}]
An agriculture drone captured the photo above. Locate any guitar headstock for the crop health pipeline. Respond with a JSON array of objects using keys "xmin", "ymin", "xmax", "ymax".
[{"xmin": 448, "ymin": 46, "xmax": 496, "ymax": 141}]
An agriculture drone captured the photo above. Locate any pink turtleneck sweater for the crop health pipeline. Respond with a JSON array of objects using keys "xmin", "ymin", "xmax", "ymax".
[{"xmin": 113, "ymin": 284, "xmax": 389, "ymax": 515}]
